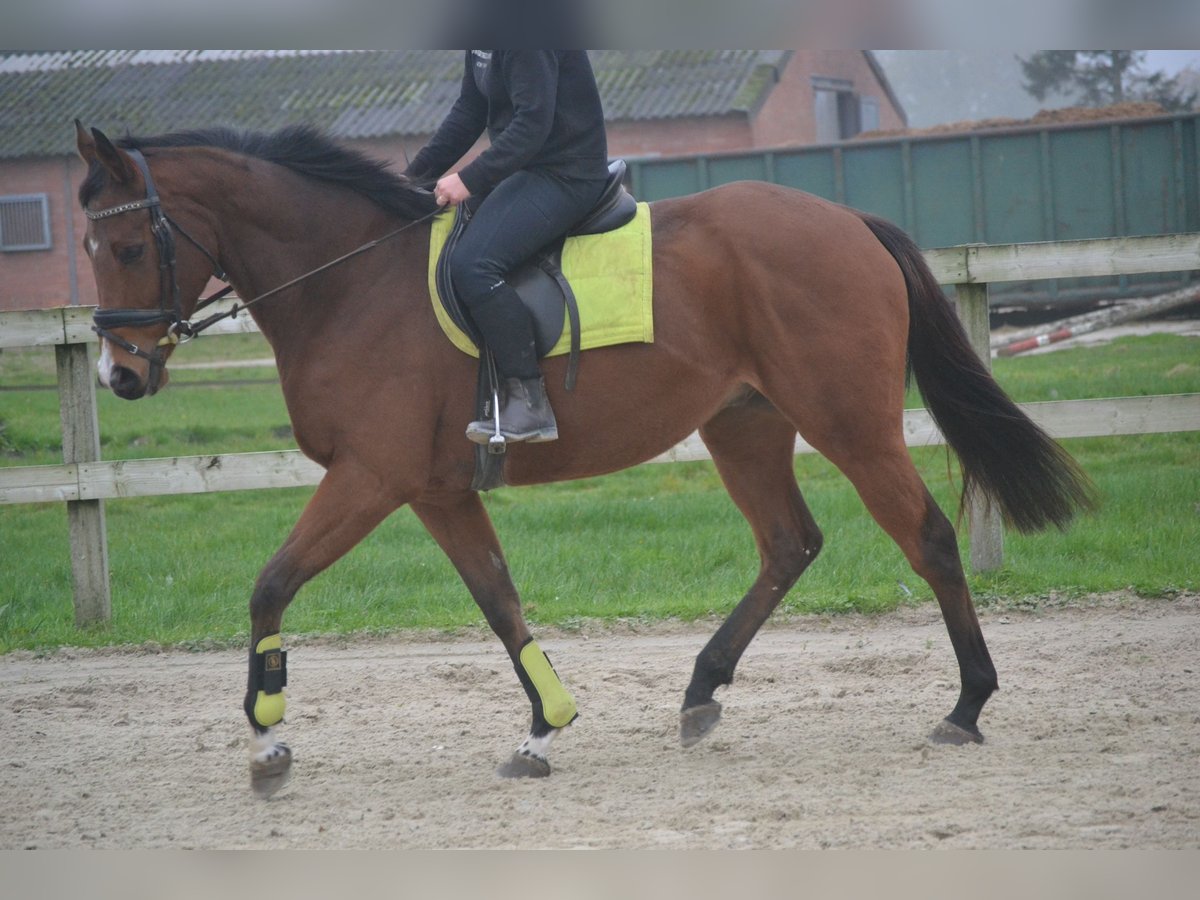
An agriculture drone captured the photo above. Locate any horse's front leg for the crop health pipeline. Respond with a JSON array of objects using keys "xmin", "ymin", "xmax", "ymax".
[
  {"xmin": 245, "ymin": 464, "xmax": 398, "ymax": 797},
  {"xmin": 412, "ymin": 493, "xmax": 576, "ymax": 778}
]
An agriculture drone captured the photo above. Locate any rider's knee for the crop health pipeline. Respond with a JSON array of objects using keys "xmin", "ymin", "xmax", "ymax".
[{"xmin": 448, "ymin": 246, "xmax": 502, "ymax": 305}]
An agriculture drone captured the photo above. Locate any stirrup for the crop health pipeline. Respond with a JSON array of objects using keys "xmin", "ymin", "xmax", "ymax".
[
  {"xmin": 465, "ymin": 377, "xmax": 558, "ymax": 446},
  {"xmin": 488, "ymin": 382, "xmax": 506, "ymax": 454}
]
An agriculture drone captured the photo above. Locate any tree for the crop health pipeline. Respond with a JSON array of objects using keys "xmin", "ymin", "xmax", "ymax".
[{"xmin": 1018, "ymin": 51, "xmax": 1197, "ymax": 111}]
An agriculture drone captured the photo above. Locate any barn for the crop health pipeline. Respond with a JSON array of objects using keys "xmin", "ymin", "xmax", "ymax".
[{"xmin": 0, "ymin": 49, "xmax": 905, "ymax": 311}]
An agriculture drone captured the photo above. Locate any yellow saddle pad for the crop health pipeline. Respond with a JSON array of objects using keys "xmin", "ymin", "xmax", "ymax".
[{"xmin": 427, "ymin": 201, "xmax": 654, "ymax": 358}]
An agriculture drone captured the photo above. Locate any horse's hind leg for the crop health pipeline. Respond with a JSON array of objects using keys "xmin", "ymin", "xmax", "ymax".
[
  {"xmin": 812, "ymin": 435, "xmax": 998, "ymax": 743},
  {"xmin": 244, "ymin": 463, "xmax": 398, "ymax": 797},
  {"xmin": 411, "ymin": 492, "xmax": 575, "ymax": 778},
  {"xmin": 681, "ymin": 395, "xmax": 824, "ymax": 746}
]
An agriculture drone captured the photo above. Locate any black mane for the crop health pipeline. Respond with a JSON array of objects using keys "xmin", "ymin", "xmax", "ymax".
[{"xmin": 79, "ymin": 125, "xmax": 440, "ymax": 220}]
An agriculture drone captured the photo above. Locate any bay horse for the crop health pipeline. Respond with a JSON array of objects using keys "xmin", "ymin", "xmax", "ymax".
[{"xmin": 74, "ymin": 122, "xmax": 1093, "ymax": 797}]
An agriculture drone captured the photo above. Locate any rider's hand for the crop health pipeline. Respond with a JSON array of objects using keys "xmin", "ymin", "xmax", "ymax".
[{"xmin": 434, "ymin": 173, "xmax": 471, "ymax": 207}]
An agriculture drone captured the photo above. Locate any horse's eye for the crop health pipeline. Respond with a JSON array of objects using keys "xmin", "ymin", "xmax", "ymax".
[{"xmin": 118, "ymin": 244, "xmax": 145, "ymax": 265}]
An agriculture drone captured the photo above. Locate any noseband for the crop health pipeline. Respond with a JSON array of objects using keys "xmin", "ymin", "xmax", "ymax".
[{"xmin": 85, "ymin": 149, "xmax": 231, "ymax": 391}]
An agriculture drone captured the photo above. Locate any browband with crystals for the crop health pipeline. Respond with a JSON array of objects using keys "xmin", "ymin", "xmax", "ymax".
[{"xmin": 85, "ymin": 196, "xmax": 160, "ymax": 219}]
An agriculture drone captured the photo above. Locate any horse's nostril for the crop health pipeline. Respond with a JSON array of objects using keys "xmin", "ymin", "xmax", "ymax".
[{"xmin": 109, "ymin": 365, "xmax": 146, "ymax": 400}]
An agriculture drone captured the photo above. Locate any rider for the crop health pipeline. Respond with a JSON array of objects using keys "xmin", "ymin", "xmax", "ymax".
[{"xmin": 405, "ymin": 50, "xmax": 609, "ymax": 444}]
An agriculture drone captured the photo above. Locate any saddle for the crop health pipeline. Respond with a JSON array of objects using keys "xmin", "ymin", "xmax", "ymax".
[{"xmin": 434, "ymin": 160, "xmax": 638, "ymax": 491}]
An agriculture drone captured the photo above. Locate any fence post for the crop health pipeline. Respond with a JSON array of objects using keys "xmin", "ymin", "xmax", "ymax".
[
  {"xmin": 954, "ymin": 281, "xmax": 1004, "ymax": 572},
  {"xmin": 55, "ymin": 334, "xmax": 111, "ymax": 625}
]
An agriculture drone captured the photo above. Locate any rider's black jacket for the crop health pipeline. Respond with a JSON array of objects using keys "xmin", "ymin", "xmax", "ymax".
[{"xmin": 405, "ymin": 50, "xmax": 608, "ymax": 196}]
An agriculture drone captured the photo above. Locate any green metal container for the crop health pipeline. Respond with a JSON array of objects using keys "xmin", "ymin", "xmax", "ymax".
[{"xmin": 627, "ymin": 112, "xmax": 1200, "ymax": 307}]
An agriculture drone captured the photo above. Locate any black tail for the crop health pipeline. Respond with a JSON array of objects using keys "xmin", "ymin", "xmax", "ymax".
[{"xmin": 860, "ymin": 213, "xmax": 1096, "ymax": 533}]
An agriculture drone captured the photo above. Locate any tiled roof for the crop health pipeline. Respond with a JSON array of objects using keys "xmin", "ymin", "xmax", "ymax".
[{"xmin": 0, "ymin": 50, "xmax": 790, "ymax": 159}]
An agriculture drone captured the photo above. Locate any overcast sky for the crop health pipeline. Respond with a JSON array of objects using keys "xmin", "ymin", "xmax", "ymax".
[{"xmin": 1144, "ymin": 50, "xmax": 1200, "ymax": 73}]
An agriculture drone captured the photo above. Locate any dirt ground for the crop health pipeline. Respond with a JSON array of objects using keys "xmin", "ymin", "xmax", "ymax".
[{"xmin": 1, "ymin": 594, "xmax": 1197, "ymax": 849}]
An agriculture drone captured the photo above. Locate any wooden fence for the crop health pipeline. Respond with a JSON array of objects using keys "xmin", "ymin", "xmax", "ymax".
[{"xmin": 2, "ymin": 233, "xmax": 1199, "ymax": 625}]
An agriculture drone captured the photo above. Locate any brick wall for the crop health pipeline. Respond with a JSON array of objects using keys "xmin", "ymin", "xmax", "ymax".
[
  {"xmin": 361, "ymin": 117, "xmax": 758, "ymax": 171},
  {"xmin": 0, "ymin": 156, "xmax": 92, "ymax": 312},
  {"xmin": 753, "ymin": 51, "xmax": 905, "ymax": 148},
  {"xmin": 1, "ymin": 52, "xmax": 906, "ymax": 313},
  {"xmin": 607, "ymin": 117, "xmax": 753, "ymax": 157}
]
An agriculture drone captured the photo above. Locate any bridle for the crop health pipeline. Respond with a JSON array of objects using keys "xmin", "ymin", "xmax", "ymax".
[
  {"xmin": 85, "ymin": 149, "xmax": 232, "ymax": 392},
  {"xmin": 85, "ymin": 148, "xmax": 441, "ymax": 392}
]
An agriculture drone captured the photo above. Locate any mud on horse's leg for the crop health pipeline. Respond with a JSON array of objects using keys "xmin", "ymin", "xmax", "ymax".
[
  {"xmin": 412, "ymin": 494, "xmax": 576, "ymax": 778},
  {"xmin": 243, "ymin": 467, "xmax": 398, "ymax": 798}
]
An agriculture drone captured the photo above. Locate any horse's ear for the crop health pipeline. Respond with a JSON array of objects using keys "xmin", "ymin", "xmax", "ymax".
[
  {"xmin": 86, "ymin": 125, "xmax": 135, "ymax": 184},
  {"xmin": 75, "ymin": 119, "xmax": 97, "ymax": 165}
]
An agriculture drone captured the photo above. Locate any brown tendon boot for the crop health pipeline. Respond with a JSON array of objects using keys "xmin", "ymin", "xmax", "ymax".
[{"xmin": 466, "ymin": 376, "xmax": 558, "ymax": 445}]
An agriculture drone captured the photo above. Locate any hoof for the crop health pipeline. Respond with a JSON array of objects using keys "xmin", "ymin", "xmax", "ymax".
[
  {"xmin": 929, "ymin": 719, "xmax": 984, "ymax": 746},
  {"xmin": 680, "ymin": 700, "xmax": 722, "ymax": 748},
  {"xmin": 250, "ymin": 744, "xmax": 292, "ymax": 798},
  {"xmin": 497, "ymin": 752, "xmax": 551, "ymax": 779}
]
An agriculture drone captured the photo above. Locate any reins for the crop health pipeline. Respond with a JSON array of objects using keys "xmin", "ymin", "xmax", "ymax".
[
  {"xmin": 182, "ymin": 205, "xmax": 442, "ymax": 339},
  {"xmin": 85, "ymin": 149, "xmax": 442, "ymax": 371}
]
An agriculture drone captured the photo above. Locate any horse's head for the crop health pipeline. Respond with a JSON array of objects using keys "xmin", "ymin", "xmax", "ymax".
[{"xmin": 75, "ymin": 122, "xmax": 219, "ymax": 399}]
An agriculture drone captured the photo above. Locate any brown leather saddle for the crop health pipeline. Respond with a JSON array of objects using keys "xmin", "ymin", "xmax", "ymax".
[{"xmin": 434, "ymin": 160, "xmax": 638, "ymax": 490}]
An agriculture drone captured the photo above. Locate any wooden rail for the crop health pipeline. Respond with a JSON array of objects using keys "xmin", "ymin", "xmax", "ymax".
[{"xmin": 3, "ymin": 234, "xmax": 1199, "ymax": 624}]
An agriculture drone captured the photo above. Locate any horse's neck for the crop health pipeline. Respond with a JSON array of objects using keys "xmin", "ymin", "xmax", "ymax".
[
  {"xmin": 202, "ymin": 169, "xmax": 436, "ymax": 383},
  {"xmin": 206, "ymin": 165, "xmax": 388, "ymax": 349}
]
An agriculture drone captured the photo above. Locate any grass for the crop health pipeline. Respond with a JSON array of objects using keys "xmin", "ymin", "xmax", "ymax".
[{"xmin": 1, "ymin": 331, "xmax": 1197, "ymax": 652}]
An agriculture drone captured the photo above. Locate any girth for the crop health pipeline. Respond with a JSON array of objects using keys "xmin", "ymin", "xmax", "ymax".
[{"xmin": 435, "ymin": 160, "xmax": 637, "ymax": 491}]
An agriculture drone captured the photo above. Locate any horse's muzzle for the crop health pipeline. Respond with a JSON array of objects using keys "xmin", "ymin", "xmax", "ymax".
[
  {"xmin": 108, "ymin": 363, "xmax": 164, "ymax": 400},
  {"xmin": 108, "ymin": 364, "xmax": 147, "ymax": 399}
]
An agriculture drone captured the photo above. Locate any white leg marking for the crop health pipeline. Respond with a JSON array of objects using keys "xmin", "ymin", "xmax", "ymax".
[
  {"xmin": 250, "ymin": 728, "xmax": 289, "ymax": 764},
  {"xmin": 515, "ymin": 730, "xmax": 557, "ymax": 761},
  {"xmin": 97, "ymin": 340, "xmax": 114, "ymax": 388}
]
